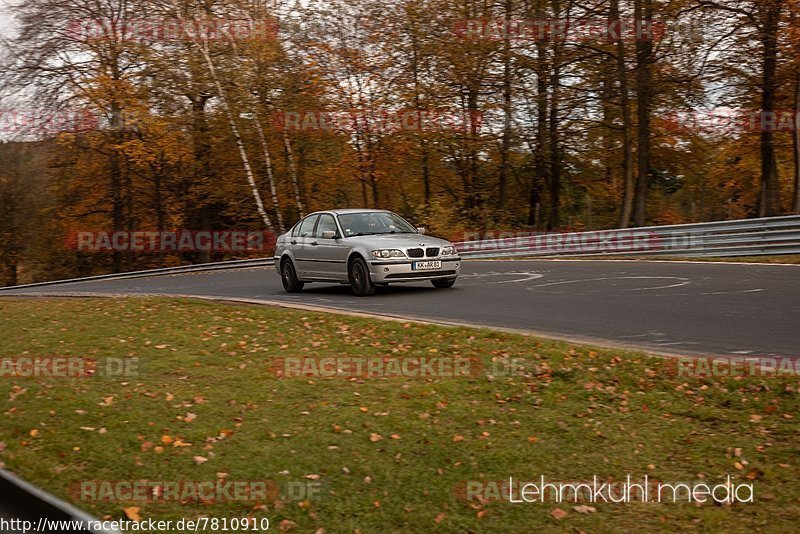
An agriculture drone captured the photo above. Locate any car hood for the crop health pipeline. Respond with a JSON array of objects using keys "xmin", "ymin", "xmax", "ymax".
[{"xmin": 344, "ymin": 234, "xmax": 453, "ymax": 248}]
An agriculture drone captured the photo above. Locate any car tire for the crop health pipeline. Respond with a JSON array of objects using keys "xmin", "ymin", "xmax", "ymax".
[
  {"xmin": 280, "ymin": 259, "xmax": 304, "ymax": 293},
  {"xmin": 349, "ymin": 257, "xmax": 376, "ymax": 296},
  {"xmin": 431, "ymin": 278, "xmax": 456, "ymax": 289}
]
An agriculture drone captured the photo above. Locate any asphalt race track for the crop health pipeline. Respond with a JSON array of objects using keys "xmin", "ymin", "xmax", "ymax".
[{"xmin": 2, "ymin": 260, "xmax": 799, "ymax": 357}]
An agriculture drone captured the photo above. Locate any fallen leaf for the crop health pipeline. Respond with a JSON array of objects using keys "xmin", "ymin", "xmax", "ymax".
[
  {"xmin": 304, "ymin": 474, "xmax": 321, "ymax": 480},
  {"xmin": 370, "ymin": 433, "xmax": 383, "ymax": 442},
  {"xmin": 434, "ymin": 512, "xmax": 445, "ymax": 524},
  {"xmin": 29, "ymin": 429, "xmax": 39, "ymax": 438},
  {"xmin": 390, "ymin": 434, "xmax": 401, "ymax": 440},
  {"xmin": 160, "ymin": 435, "xmax": 174, "ymax": 445},
  {"xmin": 278, "ymin": 519, "xmax": 296, "ymax": 531},
  {"xmin": 527, "ymin": 436, "xmax": 538, "ymax": 443},
  {"xmin": 123, "ymin": 506, "xmax": 141, "ymax": 521},
  {"xmin": 573, "ymin": 505, "xmax": 596, "ymax": 514},
  {"xmin": 193, "ymin": 456, "xmax": 208, "ymax": 465},
  {"xmin": 452, "ymin": 435, "xmax": 464, "ymax": 442},
  {"xmin": 550, "ymin": 508, "xmax": 568, "ymax": 520}
]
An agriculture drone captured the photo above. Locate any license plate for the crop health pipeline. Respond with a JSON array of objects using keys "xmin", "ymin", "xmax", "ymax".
[{"xmin": 412, "ymin": 261, "xmax": 441, "ymax": 271}]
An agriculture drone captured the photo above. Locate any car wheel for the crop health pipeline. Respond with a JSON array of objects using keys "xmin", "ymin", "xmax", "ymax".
[
  {"xmin": 349, "ymin": 257, "xmax": 376, "ymax": 296},
  {"xmin": 280, "ymin": 259, "xmax": 304, "ymax": 293},
  {"xmin": 431, "ymin": 278, "xmax": 456, "ymax": 289}
]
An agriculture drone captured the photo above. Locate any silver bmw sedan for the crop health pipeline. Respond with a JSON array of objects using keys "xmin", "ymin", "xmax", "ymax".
[{"xmin": 273, "ymin": 209, "xmax": 461, "ymax": 296}]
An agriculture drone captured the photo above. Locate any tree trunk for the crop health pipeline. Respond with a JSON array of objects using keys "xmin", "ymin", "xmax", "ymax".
[
  {"xmin": 498, "ymin": 0, "xmax": 513, "ymax": 215},
  {"xmin": 529, "ymin": 1, "xmax": 548, "ymax": 228},
  {"xmin": 282, "ymin": 131, "xmax": 305, "ymax": 217},
  {"xmin": 613, "ymin": 0, "xmax": 635, "ymax": 228},
  {"xmin": 547, "ymin": 0, "xmax": 562, "ymax": 231},
  {"xmin": 109, "ymin": 102, "xmax": 123, "ymax": 273},
  {"xmin": 254, "ymin": 118, "xmax": 285, "ymax": 232},
  {"xmin": 175, "ymin": 10, "xmax": 273, "ymax": 230},
  {"xmin": 409, "ymin": 28, "xmax": 431, "ymax": 205},
  {"xmin": 633, "ymin": 0, "xmax": 653, "ymax": 227},
  {"xmin": 793, "ymin": 70, "xmax": 800, "ymax": 214},
  {"xmin": 758, "ymin": 2, "xmax": 782, "ymax": 217}
]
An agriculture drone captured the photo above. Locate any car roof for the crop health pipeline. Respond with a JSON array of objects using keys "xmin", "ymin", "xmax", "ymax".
[{"xmin": 324, "ymin": 209, "xmax": 391, "ymax": 215}]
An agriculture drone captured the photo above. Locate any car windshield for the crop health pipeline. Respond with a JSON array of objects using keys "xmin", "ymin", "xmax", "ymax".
[{"xmin": 338, "ymin": 212, "xmax": 417, "ymax": 237}]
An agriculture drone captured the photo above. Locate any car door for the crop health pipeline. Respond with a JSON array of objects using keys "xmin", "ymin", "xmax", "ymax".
[
  {"xmin": 310, "ymin": 213, "xmax": 349, "ymax": 281},
  {"xmin": 292, "ymin": 214, "xmax": 319, "ymax": 277}
]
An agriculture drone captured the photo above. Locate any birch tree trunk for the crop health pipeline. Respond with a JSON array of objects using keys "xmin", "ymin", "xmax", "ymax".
[{"xmin": 172, "ymin": 5, "xmax": 274, "ymax": 231}]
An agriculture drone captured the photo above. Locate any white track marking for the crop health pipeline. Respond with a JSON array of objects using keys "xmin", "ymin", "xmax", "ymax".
[
  {"xmin": 527, "ymin": 276, "xmax": 690, "ymax": 291},
  {"xmin": 699, "ymin": 288, "xmax": 764, "ymax": 295},
  {"xmin": 459, "ymin": 271, "xmax": 544, "ymax": 284}
]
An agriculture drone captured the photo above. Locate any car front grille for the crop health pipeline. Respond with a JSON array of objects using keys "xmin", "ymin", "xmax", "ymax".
[
  {"xmin": 406, "ymin": 248, "xmax": 424, "ymax": 258},
  {"xmin": 426, "ymin": 247, "xmax": 439, "ymax": 257}
]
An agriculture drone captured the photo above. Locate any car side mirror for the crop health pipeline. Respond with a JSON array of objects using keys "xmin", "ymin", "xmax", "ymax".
[
  {"xmin": 416, "ymin": 227, "xmax": 426, "ymax": 235},
  {"xmin": 321, "ymin": 230, "xmax": 337, "ymax": 239}
]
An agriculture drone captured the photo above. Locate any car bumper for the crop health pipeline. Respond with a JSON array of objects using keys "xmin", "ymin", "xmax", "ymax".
[{"xmin": 367, "ymin": 257, "xmax": 461, "ymax": 283}]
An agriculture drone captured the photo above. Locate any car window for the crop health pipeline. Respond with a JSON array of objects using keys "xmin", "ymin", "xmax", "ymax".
[
  {"xmin": 338, "ymin": 212, "xmax": 417, "ymax": 236},
  {"xmin": 315, "ymin": 214, "xmax": 338, "ymax": 238},
  {"xmin": 290, "ymin": 222, "xmax": 301, "ymax": 238},
  {"xmin": 297, "ymin": 215, "xmax": 318, "ymax": 237}
]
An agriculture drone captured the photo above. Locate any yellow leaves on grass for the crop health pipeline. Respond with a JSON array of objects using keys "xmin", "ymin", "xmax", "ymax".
[
  {"xmin": 123, "ymin": 506, "xmax": 141, "ymax": 521},
  {"xmin": 159, "ymin": 435, "xmax": 192, "ymax": 448}
]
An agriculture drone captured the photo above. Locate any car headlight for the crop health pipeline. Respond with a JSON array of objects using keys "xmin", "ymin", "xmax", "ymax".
[
  {"xmin": 440, "ymin": 245, "xmax": 457, "ymax": 256},
  {"xmin": 371, "ymin": 249, "xmax": 406, "ymax": 258}
]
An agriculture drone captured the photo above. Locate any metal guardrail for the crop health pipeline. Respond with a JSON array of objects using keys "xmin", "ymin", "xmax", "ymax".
[
  {"xmin": 1, "ymin": 216, "xmax": 798, "ymax": 291},
  {"xmin": 0, "ymin": 257, "xmax": 274, "ymax": 291},
  {"xmin": 452, "ymin": 215, "xmax": 800, "ymax": 259}
]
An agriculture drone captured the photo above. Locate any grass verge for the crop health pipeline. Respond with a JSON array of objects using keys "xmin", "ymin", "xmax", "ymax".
[{"xmin": 0, "ymin": 297, "xmax": 798, "ymax": 533}]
